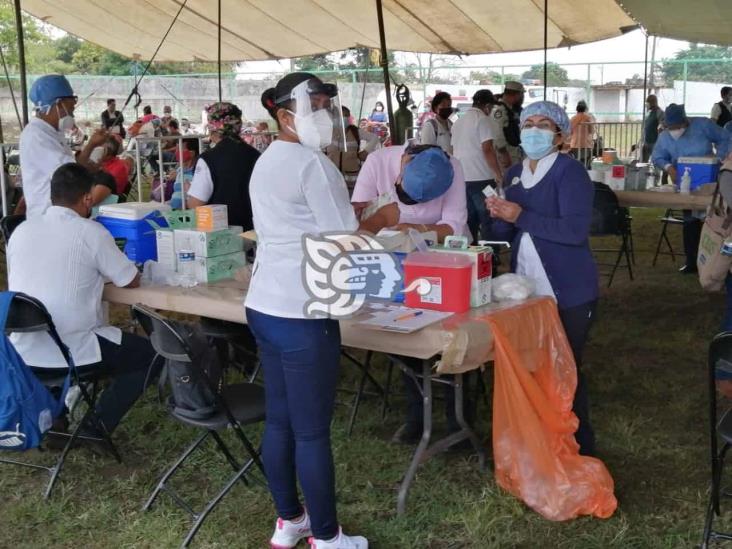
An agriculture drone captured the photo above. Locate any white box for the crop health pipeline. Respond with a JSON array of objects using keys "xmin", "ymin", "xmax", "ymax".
[
  {"xmin": 174, "ymin": 226, "xmax": 243, "ymax": 258},
  {"xmin": 194, "ymin": 251, "xmax": 247, "ymax": 283},
  {"xmin": 431, "ymin": 243, "xmax": 493, "ymax": 307},
  {"xmin": 99, "ymin": 201, "xmax": 171, "ymax": 220},
  {"xmin": 195, "ymin": 204, "xmax": 229, "ymax": 231},
  {"xmin": 155, "ymin": 229, "xmax": 177, "ymax": 270}
]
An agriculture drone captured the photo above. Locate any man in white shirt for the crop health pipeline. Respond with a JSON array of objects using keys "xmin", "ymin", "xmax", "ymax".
[
  {"xmin": 451, "ymin": 89, "xmax": 503, "ymax": 242},
  {"xmin": 8, "ymin": 163, "xmax": 159, "ymax": 441},
  {"xmin": 19, "ymin": 74, "xmax": 108, "ymax": 218}
]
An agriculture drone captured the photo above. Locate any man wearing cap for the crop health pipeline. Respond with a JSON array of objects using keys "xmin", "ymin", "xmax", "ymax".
[
  {"xmin": 491, "ymin": 81, "xmax": 526, "ymax": 168},
  {"xmin": 451, "ymin": 89, "xmax": 504, "ymax": 242},
  {"xmin": 653, "ymin": 103, "xmax": 732, "ymax": 273},
  {"xmin": 352, "ymin": 143, "xmax": 470, "ymax": 445},
  {"xmin": 19, "ymin": 74, "xmax": 108, "ymax": 218},
  {"xmin": 187, "ymin": 102, "xmax": 260, "ymax": 230}
]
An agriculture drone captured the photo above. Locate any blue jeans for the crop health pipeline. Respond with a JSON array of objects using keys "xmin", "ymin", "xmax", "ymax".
[
  {"xmin": 466, "ymin": 179, "xmax": 495, "ymax": 244},
  {"xmin": 246, "ymin": 308, "xmax": 341, "ymax": 540}
]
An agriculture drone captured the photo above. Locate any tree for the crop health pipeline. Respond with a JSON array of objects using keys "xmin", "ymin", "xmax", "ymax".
[
  {"xmin": 521, "ymin": 63, "xmax": 569, "ymax": 86},
  {"xmin": 661, "ymin": 44, "xmax": 732, "ymax": 85},
  {"xmin": 0, "ymin": 0, "xmax": 46, "ymax": 71}
]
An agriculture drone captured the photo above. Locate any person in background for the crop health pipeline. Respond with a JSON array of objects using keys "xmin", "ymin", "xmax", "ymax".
[
  {"xmin": 180, "ymin": 117, "xmax": 195, "ymax": 135},
  {"xmin": 352, "ymin": 144, "xmax": 470, "ymax": 446},
  {"xmin": 161, "ymin": 105, "xmax": 176, "ymax": 135},
  {"xmin": 642, "ymin": 94, "xmax": 665, "ymax": 163},
  {"xmin": 342, "ymin": 106, "xmax": 379, "ymax": 154},
  {"xmin": 711, "ymin": 86, "xmax": 732, "ymax": 128},
  {"xmin": 140, "ymin": 105, "xmax": 157, "ymax": 123},
  {"xmin": 249, "ymin": 72, "xmax": 398, "ymax": 549},
  {"xmin": 162, "ymin": 119, "xmax": 182, "ymax": 162},
  {"xmin": 187, "ymin": 102, "xmax": 259, "ymax": 230},
  {"xmin": 8, "ymin": 163, "xmax": 160, "ymax": 448},
  {"xmin": 96, "ymin": 135, "xmax": 130, "ymax": 196},
  {"xmin": 487, "ymin": 101, "xmax": 599, "ymax": 456},
  {"xmin": 101, "ymin": 98, "xmax": 125, "ymax": 138},
  {"xmin": 652, "ymin": 103, "xmax": 732, "ymax": 274},
  {"xmin": 19, "ymin": 74, "xmax": 108, "ymax": 218},
  {"xmin": 170, "ymin": 139, "xmax": 199, "ymax": 209},
  {"xmin": 569, "ymin": 100, "xmax": 595, "ymax": 169},
  {"xmin": 451, "ymin": 89, "xmax": 503, "ymax": 242},
  {"xmin": 420, "ymin": 92, "xmax": 453, "ymax": 154},
  {"xmin": 491, "ymin": 81, "xmax": 526, "ymax": 168},
  {"xmin": 369, "ymin": 101, "xmax": 387, "ymax": 123}
]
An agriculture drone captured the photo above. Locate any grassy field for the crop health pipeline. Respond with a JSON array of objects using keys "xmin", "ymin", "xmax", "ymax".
[{"xmin": 0, "ymin": 208, "xmax": 728, "ymax": 548}]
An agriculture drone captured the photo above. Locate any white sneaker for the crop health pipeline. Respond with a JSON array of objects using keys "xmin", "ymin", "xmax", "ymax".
[
  {"xmin": 270, "ymin": 512, "xmax": 313, "ymax": 549},
  {"xmin": 308, "ymin": 528, "xmax": 368, "ymax": 549}
]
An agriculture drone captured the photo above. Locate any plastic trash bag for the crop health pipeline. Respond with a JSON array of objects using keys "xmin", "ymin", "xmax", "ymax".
[
  {"xmin": 477, "ymin": 297, "xmax": 617, "ymax": 521},
  {"xmin": 492, "ymin": 273, "xmax": 536, "ymax": 302}
]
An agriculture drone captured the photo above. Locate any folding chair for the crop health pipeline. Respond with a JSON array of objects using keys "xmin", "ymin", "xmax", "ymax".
[
  {"xmin": 199, "ymin": 317, "xmax": 261, "ymax": 383},
  {"xmin": 652, "ymin": 209, "xmax": 684, "ymax": 266},
  {"xmin": 591, "ymin": 183, "xmax": 633, "ymax": 287},
  {"xmin": 132, "ymin": 304, "xmax": 265, "ymax": 548},
  {"xmin": 702, "ymin": 332, "xmax": 732, "ymax": 547},
  {"xmin": 0, "ymin": 292, "xmax": 120, "ymax": 499}
]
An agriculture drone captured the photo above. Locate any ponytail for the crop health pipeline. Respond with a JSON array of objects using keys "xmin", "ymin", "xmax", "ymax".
[{"xmin": 261, "ymin": 88, "xmax": 278, "ymax": 119}]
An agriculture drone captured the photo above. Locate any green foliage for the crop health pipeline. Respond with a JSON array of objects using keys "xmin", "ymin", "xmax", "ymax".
[
  {"xmin": 661, "ymin": 43, "xmax": 732, "ymax": 84},
  {"xmin": 521, "ymin": 62, "xmax": 569, "ymax": 86}
]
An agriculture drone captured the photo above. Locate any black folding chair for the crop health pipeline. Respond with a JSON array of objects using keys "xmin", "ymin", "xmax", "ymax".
[
  {"xmin": 132, "ymin": 304, "xmax": 265, "ymax": 548},
  {"xmin": 0, "ymin": 292, "xmax": 120, "ymax": 499},
  {"xmin": 652, "ymin": 208, "xmax": 684, "ymax": 266},
  {"xmin": 702, "ymin": 332, "xmax": 732, "ymax": 547},
  {"xmin": 591, "ymin": 183, "xmax": 634, "ymax": 287}
]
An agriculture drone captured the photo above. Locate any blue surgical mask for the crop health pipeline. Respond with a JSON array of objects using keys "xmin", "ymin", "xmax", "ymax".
[{"xmin": 521, "ymin": 128, "xmax": 557, "ymax": 160}]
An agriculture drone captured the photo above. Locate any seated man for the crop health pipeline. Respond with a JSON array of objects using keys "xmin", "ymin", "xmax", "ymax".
[{"xmin": 7, "ymin": 163, "xmax": 160, "ymax": 443}]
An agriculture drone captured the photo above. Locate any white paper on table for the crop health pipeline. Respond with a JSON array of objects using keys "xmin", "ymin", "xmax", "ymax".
[{"xmin": 356, "ymin": 306, "xmax": 453, "ymax": 333}]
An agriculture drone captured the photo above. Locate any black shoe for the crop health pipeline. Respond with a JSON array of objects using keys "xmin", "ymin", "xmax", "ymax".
[
  {"xmin": 391, "ymin": 423, "xmax": 423, "ymax": 445},
  {"xmin": 679, "ymin": 264, "xmax": 698, "ymax": 274}
]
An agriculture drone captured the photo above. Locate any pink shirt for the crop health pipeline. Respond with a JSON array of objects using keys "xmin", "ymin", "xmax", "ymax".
[{"xmin": 352, "ymin": 145, "xmax": 468, "ymax": 237}]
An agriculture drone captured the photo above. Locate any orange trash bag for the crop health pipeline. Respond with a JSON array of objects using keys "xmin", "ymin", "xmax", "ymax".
[{"xmin": 478, "ymin": 298, "xmax": 617, "ymax": 521}]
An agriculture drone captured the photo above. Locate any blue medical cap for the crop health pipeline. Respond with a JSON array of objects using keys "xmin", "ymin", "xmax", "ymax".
[
  {"xmin": 665, "ymin": 103, "xmax": 687, "ymax": 126},
  {"xmin": 402, "ymin": 147, "xmax": 454, "ymax": 203},
  {"xmin": 29, "ymin": 75, "xmax": 75, "ymax": 112},
  {"xmin": 520, "ymin": 100, "xmax": 570, "ymax": 134}
]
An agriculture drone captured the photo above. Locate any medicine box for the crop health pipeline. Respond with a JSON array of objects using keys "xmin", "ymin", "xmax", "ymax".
[
  {"xmin": 196, "ymin": 204, "xmax": 228, "ymax": 232},
  {"xmin": 155, "ymin": 229, "xmax": 177, "ymax": 270},
  {"xmin": 403, "ymin": 251, "xmax": 472, "ymax": 313},
  {"xmin": 194, "ymin": 251, "xmax": 247, "ymax": 283},
  {"xmin": 174, "ymin": 226, "xmax": 244, "ymax": 258},
  {"xmin": 98, "ymin": 201, "xmax": 171, "ymax": 221},
  {"xmin": 431, "ymin": 240, "xmax": 493, "ymax": 307},
  {"xmin": 676, "ymin": 157, "xmax": 720, "ymax": 190}
]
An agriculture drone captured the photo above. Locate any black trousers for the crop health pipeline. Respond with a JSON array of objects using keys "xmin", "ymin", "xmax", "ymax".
[
  {"xmin": 559, "ymin": 301, "xmax": 598, "ymax": 456},
  {"xmin": 466, "ymin": 179, "xmax": 496, "ymax": 244},
  {"xmin": 34, "ymin": 333, "xmax": 160, "ymax": 435},
  {"xmin": 682, "ymin": 211, "xmax": 703, "ymax": 269}
]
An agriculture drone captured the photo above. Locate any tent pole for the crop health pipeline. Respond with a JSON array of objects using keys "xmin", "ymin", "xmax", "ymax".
[
  {"xmin": 641, "ymin": 31, "xmax": 649, "ymax": 149},
  {"xmin": 375, "ymin": 0, "xmax": 396, "ymax": 141},
  {"xmin": 217, "ymin": 0, "xmax": 222, "ymax": 103},
  {"xmin": 13, "ymin": 0, "xmax": 28, "ymax": 126},
  {"xmin": 543, "ymin": 0, "xmax": 548, "ymax": 100}
]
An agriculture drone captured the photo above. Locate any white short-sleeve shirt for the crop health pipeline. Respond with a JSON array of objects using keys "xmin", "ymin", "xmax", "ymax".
[
  {"xmin": 7, "ymin": 206, "xmax": 138, "ymax": 367},
  {"xmin": 451, "ymin": 107, "xmax": 497, "ymax": 182},
  {"xmin": 245, "ymin": 141, "xmax": 359, "ymax": 319},
  {"xmin": 19, "ymin": 118, "xmax": 76, "ymax": 218},
  {"xmin": 421, "ymin": 118, "xmax": 453, "ymax": 154},
  {"xmin": 187, "ymin": 157, "xmax": 214, "ymax": 202}
]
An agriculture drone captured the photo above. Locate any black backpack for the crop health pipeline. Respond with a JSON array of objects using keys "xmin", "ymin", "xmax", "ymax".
[
  {"xmin": 503, "ymin": 105, "xmax": 521, "ymax": 147},
  {"xmin": 157, "ymin": 321, "xmax": 223, "ymax": 420}
]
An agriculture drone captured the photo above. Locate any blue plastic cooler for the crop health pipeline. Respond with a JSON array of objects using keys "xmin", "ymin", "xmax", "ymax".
[{"xmin": 96, "ymin": 213, "xmax": 168, "ymax": 263}]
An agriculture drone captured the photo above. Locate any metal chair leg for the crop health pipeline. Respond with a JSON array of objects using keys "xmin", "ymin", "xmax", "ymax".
[
  {"xmin": 382, "ymin": 359, "xmax": 395, "ymax": 421},
  {"xmin": 143, "ymin": 431, "xmax": 210, "ymax": 512},
  {"xmin": 623, "ymin": 234, "xmax": 634, "ymax": 281}
]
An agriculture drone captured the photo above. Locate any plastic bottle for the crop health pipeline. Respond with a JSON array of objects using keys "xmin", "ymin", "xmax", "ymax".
[
  {"xmin": 680, "ymin": 167, "xmax": 692, "ymax": 194},
  {"xmin": 177, "ymin": 250, "xmax": 198, "ymax": 287}
]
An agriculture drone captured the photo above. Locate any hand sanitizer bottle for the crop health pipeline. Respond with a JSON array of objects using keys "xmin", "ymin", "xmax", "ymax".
[{"xmin": 680, "ymin": 167, "xmax": 692, "ymax": 194}]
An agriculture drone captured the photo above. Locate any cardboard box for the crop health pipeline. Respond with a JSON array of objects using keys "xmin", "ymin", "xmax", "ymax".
[
  {"xmin": 374, "ymin": 229, "xmax": 438, "ymax": 252},
  {"xmin": 196, "ymin": 204, "xmax": 228, "ymax": 232},
  {"xmin": 194, "ymin": 251, "xmax": 247, "ymax": 283},
  {"xmin": 155, "ymin": 228, "xmax": 177, "ymax": 270},
  {"xmin": 174, "ymin": 226, "xmax": 243, "ymax": 258},
  {"xmin": 431, "ymin": 237, "xmax": 492, "ymax": 307}
]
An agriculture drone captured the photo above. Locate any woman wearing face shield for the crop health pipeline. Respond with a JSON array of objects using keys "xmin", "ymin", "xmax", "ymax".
[
  {"xmin": 245, "ymin": 73, "xmax": 397, "ymax": 549},
  {"xmin": 486, "ymin": 101, "xmax": 599, "ymax": 456}
]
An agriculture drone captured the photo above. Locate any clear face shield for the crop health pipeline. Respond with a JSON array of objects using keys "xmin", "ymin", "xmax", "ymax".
[{"xmin": 284, "ymin": 79, "xmax": 346, "ymax": 152}]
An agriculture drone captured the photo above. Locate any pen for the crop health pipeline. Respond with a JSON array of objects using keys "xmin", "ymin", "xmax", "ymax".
[{"xmin": 393, "ymin": 311, "xmax": 424, "ymax": 322}]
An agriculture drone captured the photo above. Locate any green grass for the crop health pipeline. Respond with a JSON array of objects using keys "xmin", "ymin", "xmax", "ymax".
[{"xmin": 0, "ymin": 208, "xmax": 727, "ymax": 548}]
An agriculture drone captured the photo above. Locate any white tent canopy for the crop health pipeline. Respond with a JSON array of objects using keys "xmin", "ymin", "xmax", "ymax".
[{"xmin": 21, "ymin": 0, "xmax": 637, "ymax": 62}]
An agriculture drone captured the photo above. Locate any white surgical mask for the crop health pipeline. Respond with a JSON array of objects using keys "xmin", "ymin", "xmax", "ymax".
[
  {"xmin": 89, "ymin": 146, "xmax": 105, "ymax": 164},
  {"xmin": 56, "ymin": 103, "xmax": 75, "ymax": 132},
  {"xmin": 289, "ymin": 109, "xmax": 334, "ymax": 150},
  {"xmin": 669, "ymin": 128, "xmax": 686, "ymax": 140}
]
